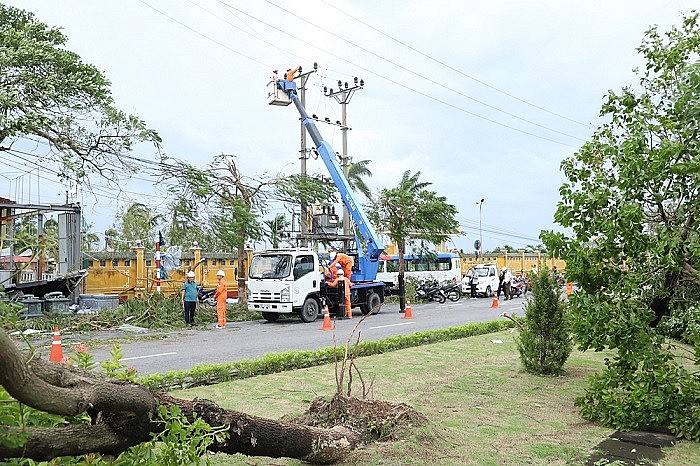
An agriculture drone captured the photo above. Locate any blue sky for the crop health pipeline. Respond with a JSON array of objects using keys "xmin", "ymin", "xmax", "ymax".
[{"xmin": 2, "ymin": 0, "xmax": 697, "ymax": 253}]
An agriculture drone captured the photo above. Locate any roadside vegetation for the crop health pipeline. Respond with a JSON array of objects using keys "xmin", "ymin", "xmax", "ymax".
[{"xmin": 172, "ymin": 330, "xmax": 700, "ymax": 466}]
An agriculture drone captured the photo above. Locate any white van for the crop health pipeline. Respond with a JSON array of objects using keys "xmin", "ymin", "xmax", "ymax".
[{"xmin": 461, "ymin": 264, "xmax": 500, "ymax": 297}]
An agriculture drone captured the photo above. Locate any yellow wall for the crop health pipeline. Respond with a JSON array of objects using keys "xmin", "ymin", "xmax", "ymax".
[
  {"xmin": 83, "ymin": 246, "xmax": 248, "ymax": 300},
  {"xmin": 459, "ymin": 251, "xmax": 565, "ymax": 276}
]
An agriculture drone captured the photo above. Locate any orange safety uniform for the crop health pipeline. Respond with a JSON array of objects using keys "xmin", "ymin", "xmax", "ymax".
[
  {"xmin": 285, "ymin": 66, "xmax": 300, "ymax": 81},
  {"xmin": 327, "ymin": 273, "xmax": 352, "ymax": 318},
  {"xmin": 330, "ymin": 252, "xmax": 354, "ymax": 281},
  {"xmin": 214, "ymin": 276, "xmax": 227, "ymax": 328}
]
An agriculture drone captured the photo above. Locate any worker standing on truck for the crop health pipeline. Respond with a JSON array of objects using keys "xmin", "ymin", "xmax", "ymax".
[
  {"xmin": 214, "ymin": 270, "xmax": 227, "ymax": 329},
  {"xmin": 327, "ymin": 265, "xmax": 352, "ymax": 318},
  {"xmin": 329, "ymin": 250, "xmax": 354, "ymax": 283}
]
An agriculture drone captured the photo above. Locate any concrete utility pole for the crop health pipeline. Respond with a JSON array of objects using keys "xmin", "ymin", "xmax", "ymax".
[
  {"xmin": 323, "ymin": 76, "xmax": 364, "ymax": 244},
  {"xmin": 291, "ymin": 63, "xmax": 318, "ymax": 247}
]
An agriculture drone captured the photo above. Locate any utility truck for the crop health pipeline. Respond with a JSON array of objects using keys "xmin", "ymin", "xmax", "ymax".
[{"xmin": 247, "ymin": 69, "xmax": 387, "ymax": 323}]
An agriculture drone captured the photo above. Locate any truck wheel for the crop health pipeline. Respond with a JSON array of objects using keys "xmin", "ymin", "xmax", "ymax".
[
  {"xmin": 485, "ymin": 286, "xmax": 492, "ymax": 297},
  {"xmin": 261, "ymin": 312, "xmax": 280, "ymax": 322},
  {"xmin": 361, "ymin": 292, "xmax": 382, "ymax": 315},
  {"xmin": 299, "ymin": 298, "xmax": 320, "ymax": 323}
]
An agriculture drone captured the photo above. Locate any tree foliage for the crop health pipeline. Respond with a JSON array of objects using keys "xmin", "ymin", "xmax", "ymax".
[
  {"xmin": 0, "ymin": 4, "xmax": 160, "ymax": 185},
  {"xmin": 264, "ymin": 214, "xmax": 289, "ymax": 249},
  {"xmin": 542, "ymin": 12, "xmax": 700, "ymax": 439},
  {"xmin": 274, "ymin": 173, "xmax": 338, "ymax": 207},
  {"xmin": 370, "ymin": 170, "xmax": 460, "ymax": 310},
  {"xmin": 347, "ymin": 159, "xmax": 374, "ymax": 200},
  {"xmin": 516, "ymin": 268, "xmax": 572, "ymax": 375},
  {"xmin": 160, "ymin": 154, "xmax": 269, "ymax": 296},
  {"xmin": 109, "ymin": 201, "xmax": 164, "ymax": 251}
]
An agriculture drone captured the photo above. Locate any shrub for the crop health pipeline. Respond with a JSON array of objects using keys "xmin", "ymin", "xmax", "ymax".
[{"xmin": 516, "ymin": 268, "xmax": 572, "ymax": 375}]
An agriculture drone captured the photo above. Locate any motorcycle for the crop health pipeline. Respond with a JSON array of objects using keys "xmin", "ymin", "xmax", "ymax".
[
  {"xmin": 440, "ymin": 281, "xmax": 462, "ymax": 302},
  {"xmin": 509, "ymin": 277, "xmax": 526, "ymax": 298},
  {"xmin": 415, "ymin": 280, "xmax": 446, "ymax": 304},
  {"xmin": 197, "ymin": 287, "xmax": 216, "ymax": 306}
]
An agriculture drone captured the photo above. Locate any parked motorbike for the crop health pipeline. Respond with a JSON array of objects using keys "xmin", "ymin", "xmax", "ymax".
[
  {"xmin": 415, "ymin": 280, "xmax": 446, "ymax": 304},
  {"xmin": 197, "ymin": 287, "xmax": 216, "ymax": 306},
  {"xmin": 440, "ymin": 281, "xmax": 462, "ymax": 302},
  {"xmin": 509, "ymin": 277, "xmax": 525, "ymax": 298}
]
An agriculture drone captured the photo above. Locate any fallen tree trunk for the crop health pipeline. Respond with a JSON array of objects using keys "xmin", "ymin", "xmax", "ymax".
[{"xmin": 0, "ymin": 329, "xmax": 361, "ymax": 463}]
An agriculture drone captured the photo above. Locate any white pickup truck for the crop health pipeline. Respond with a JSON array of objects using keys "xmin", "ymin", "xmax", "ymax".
[{"xmin": 462, "ymin": 264, "xmax": 500, "ymax": 297}]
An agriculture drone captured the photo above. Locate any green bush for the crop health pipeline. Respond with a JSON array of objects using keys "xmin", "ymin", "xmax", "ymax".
[
  {"xmin": 575, "ymin": 339, "xmax": 700, "ymax": 440},
  {"xmin": 516, "ymin": 268, "xmax": 572, "ymax": 375},
  {"xmin": 657, "ymin": 304, "xmax": 700, "ymax": 345}
]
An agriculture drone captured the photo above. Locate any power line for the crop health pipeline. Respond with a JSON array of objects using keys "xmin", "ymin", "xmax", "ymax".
[
  {"xmin": 263, "ymin": 0, "xmax": 585, "ymax": 142},
  {"xmin": 318, "ymin": 0, "xmax": 591, "ymax": 129},
  {"xmin": 148, "ymin": 0, "xmax": 578, "ymax": 147}
]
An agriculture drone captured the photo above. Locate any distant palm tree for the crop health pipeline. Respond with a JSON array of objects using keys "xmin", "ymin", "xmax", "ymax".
[
  {"xmin": 399, "ymin": 169, "xmax": 431, "ymax": 193},
  {"xmin": 347, "ymin": 159, "xmax": 373, "ymax": 200},
  {"xmin": 264, "ymin": 214, "xmax": 289, "ymax": 249}
]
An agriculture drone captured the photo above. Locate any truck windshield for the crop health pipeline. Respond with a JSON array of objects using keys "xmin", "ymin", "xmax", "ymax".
[{"xmin": 249, "ymin": 254, "xmax": 292, "ymax": 279}]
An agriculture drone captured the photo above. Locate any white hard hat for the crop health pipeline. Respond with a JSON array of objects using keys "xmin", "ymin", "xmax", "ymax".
[
  {"xmin": 329, "ymin": 251, "xmax": 337, "ymax": 260},
  {"xmin": 187, "ymin": 271, "xmax": 195, "ymax": 278},
  {"xmin": 216, "ymin": 270, "xmax": 225, "ymax": 277},
  {"xmin": 501, "ymin": 267, "xmax": 507, "ymax": 271},
  {"xmin": 336, "ymin": 268, "xmax": 344, "ymax": 275}
]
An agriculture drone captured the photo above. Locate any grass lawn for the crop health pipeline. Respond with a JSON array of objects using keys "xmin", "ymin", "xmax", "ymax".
[{"xmin": 171, "ymin": 329, "xmax": 700, "ymax": 465}]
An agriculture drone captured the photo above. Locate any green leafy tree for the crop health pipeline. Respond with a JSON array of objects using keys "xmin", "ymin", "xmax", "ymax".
[
  {"xmin": 161, "ymin": 154, "xmax": 268, "ymax": 298},
  {"xmin": 541, "ymin": 12, "xmax": 700, "ymax": 439},
  {"xmin": 516, "ymin": 268, "xmax": 572, "ymax": 375},
  {"xmin": 0, "ymin": 4, "xmax": 160, "ymax": 185},
  {"xmin": 264, "ymin": 214, "xmax": 289, "ymax": 249},
  {"xmin": 370, "ymin": 170, "xmax": 460, "ymax": 311},
  {"xmin": 347, "ymin": 159, "xmax": 373, "ymax": 200},
  {"xmin": 110, "ymin": 201, "xmax": 164, "ymax": 251},
  {"xmin": 11, "ymin": 217, "xmax": 38, "ymax": 256},
  {"xmin": 274, "ymin": 173, "xmax": 338, "ymax": 207},
  {"xmin": 81, "ymin": 219, "xmax": 100, "ymax": 252},
  {"xmin": 166, "ymin": 197, "xmax": 206, "ymax": 249}
]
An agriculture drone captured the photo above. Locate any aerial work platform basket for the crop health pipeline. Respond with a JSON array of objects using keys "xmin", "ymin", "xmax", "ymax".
[{"xmin": 267, "ymin": 79, "xmax": 293, "ymax": 106}]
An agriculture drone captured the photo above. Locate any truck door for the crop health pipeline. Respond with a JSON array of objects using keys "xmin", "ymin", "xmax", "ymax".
[{"xmin": 292, "ymin": 254, "xmax": 318, "ymax": 307}]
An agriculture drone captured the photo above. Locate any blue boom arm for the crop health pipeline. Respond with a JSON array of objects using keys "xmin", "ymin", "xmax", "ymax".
[{"xmin": 277, "ymin": 79, "xmax": 384, "ymax": 282}]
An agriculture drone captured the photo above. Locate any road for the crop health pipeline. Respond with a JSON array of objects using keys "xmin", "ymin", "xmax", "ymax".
[{"xmin": 84, "ymin": 296, "xmax": 529, "ymax": 374}]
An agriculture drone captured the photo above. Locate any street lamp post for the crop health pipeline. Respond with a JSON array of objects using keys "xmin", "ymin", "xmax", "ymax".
[{"xmin": 476, "ymin": 198, "xmax": 484, "ymax": 258}]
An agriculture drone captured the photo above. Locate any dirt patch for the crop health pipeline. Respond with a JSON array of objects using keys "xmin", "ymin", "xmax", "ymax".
[{"xmin": 284, "ymin": 394, "xmax": 428, "ymax": 443}]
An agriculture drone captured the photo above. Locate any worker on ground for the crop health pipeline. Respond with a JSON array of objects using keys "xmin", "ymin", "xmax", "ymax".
[
  {"xmin": 329, "ymin": 250, "xmax": 354, "ymax": 283},
  {"xmin": 180, "ymin": 270, "xmax": 198, "ymax": 326},
  {"xmin": 214, "ymin": 270, "xmax": 227, "ymax": 329},
  {"xmin": 326, "ymin": 265, "xmax": 352, "ymax": 318}
]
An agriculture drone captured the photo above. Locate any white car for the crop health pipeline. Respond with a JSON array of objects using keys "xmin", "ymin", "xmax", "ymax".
[{"xmin": 461, "ymin": 264, "xmax": 500, "ymax": 297}]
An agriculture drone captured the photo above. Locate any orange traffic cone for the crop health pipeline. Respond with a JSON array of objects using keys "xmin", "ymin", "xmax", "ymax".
[
  {"xmin": 403, "ymin": 300, "xmax": 414, "ymax": 319},
  {"xmin": 49, "ymin": 327, "xmax": 64, "ymax": 362},
  {"xmin": 491, "ymin": 293, "xmax": 499, "ymax": 309},
  {"xmin": 320, "ymin": 304, "xmax": 335, "ymax": 330}
]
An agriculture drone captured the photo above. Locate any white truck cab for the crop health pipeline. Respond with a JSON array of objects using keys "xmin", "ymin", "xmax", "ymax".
[
  {"xmin": 247, "ymin": 249, "xmax": 323, "ymax": 323},
  {"xmin": 247, "ymin": 248, "xmax": 386, "ymax": 323}
]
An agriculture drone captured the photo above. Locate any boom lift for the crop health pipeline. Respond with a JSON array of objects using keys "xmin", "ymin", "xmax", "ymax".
[{"xmin": 246, "ymin": 68, "xmax": 386, "ymax": 323}]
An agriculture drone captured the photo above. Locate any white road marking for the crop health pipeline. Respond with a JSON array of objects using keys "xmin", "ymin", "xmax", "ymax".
[
  {"xmin": 116, "ymin": 352, "xmax": 177, "ymax": 362},
  {"xmin": 369, "ymin": 322, "xmax": 416, "ymax": 329}
]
